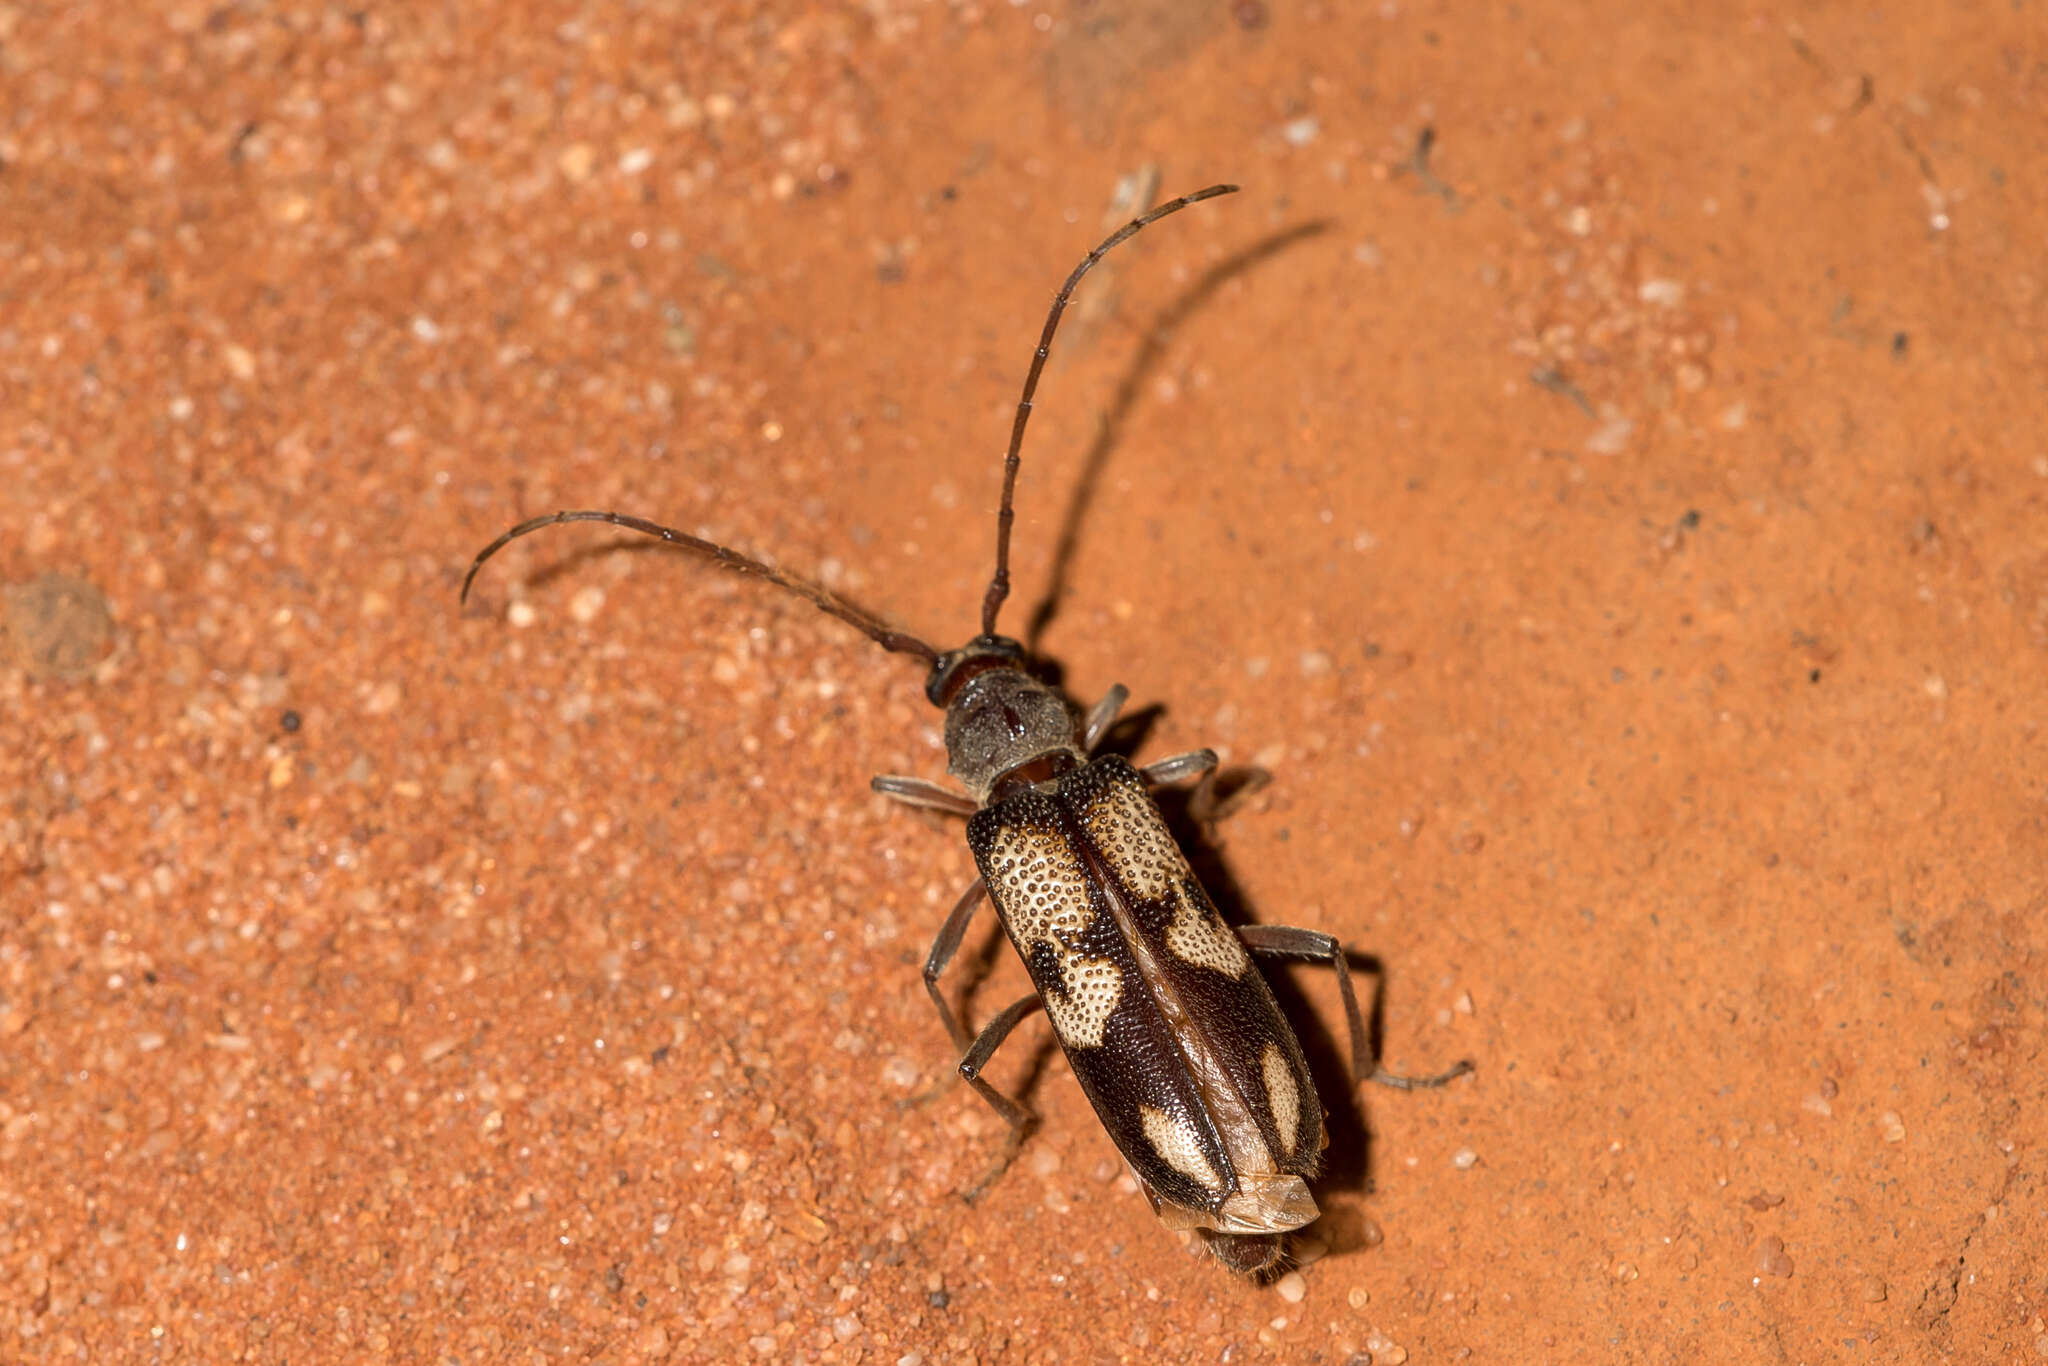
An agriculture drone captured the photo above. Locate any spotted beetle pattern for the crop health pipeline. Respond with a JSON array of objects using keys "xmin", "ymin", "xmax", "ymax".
[{"xmin": 967, "ymin": 755, "xmax": 1324, "ymax": 1228}]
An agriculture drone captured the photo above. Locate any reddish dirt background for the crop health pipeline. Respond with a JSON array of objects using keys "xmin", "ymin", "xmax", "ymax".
[{"xmin": 5, "ymin": 2, "xmax": 2045, "ymax": 1362}]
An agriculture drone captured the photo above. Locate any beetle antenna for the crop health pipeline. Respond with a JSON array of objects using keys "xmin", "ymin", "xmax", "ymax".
[
  {"xmin": 979, "ymin": 183, "xmax": 1241, "ymax": 639},
  {"xmin": 462, "ymin": 509, "xmax": 941, "ymax": 664}
]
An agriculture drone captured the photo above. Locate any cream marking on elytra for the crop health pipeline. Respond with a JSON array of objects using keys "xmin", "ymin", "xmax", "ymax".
[
  {"xmin": 989, "ymin": 822, "xmax": 1123, "ymax": 1047},
  {"xmin": 1140, "ymin": 1104, "xmax": 1225, "ymax": 1192},
  {"xmin": 1164, "ymin": 893, "xmax": 1253, "ymax": 978},
  {"xmin": 1081, "ymin": 773, "xmax": 1252, "ymax": 978},
  {"xmin": 1260, "ymin": 1042, "xmax": 1300, "ymax": 1156}
]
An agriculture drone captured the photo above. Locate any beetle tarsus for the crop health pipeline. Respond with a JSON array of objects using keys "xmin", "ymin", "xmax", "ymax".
[{"xmin": 1367, "ymin": 1058, "xmax": 1476, "ymax": 1091}]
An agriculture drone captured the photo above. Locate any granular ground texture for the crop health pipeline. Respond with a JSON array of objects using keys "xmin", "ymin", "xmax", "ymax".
[{"xmin": 4, "ymin": 3, "xmax": 2044, "ymax": 1362}]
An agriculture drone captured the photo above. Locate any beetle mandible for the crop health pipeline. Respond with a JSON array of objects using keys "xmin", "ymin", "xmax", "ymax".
[{"xmin": 461, "ymin": 184, "xmax": 1472, "ymax": 1276}]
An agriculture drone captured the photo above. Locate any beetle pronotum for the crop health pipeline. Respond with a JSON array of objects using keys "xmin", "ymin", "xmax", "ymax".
[{"xmin": 462, "ymin": 185, "xmax": 1472, "ymax": 1276}]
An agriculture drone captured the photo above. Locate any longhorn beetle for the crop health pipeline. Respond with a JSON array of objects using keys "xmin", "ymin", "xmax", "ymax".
[{"xmin": 461, "ymin": 185, "xmax": 1472, "ymax": 1277}]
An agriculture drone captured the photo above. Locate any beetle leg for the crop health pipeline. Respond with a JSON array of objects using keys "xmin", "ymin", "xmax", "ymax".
[
  {"xmin": 1138, "ymin": 747, "xmax": 1217, "ymax": 787},
  {"xmin": 1236, "ymin": 924, "xmax": 1474, "ymax": 1091},
  {"xmin": 1186, "ymin": 762, "xmax": 1272, "ymax": 827},
  {"xmin": 1081, "ymin": 683, "xmax": 1130, "ymax": 752},
  {"xmin": 921, "ymin": 878, "xmax": 988, "ymax": 1052},
  {"xmin": 1365, "ymin": 1055, "xmax": 1477, "ymax": 1090},
  {"xmin": 957, "ymin": 993, "xmax": 1043, "ymax": 1129},
  {"xmin": 870, "ymin": 774, "xmax": 980, "ymax": 817},
  {"xmin": 955, "ymin": 993, "xmax": 1044, "ymax": 1202}
]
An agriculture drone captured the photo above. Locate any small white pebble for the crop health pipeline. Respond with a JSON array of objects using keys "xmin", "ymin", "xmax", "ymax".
[
  {"xmin": 569, "ymin": 584, "xmax": 606, "ymax": 623},
  {"xmin": 1637, "ymin": 278, "xmax": 1685, "ymax": 308},
  {"xmin": 1274, "ymin": 1270, "xmax": 1308, "ymax": 1302},
  {"xmin": 1879, "ymin": 1110, "xmax": 1906, "ymax": 1142},
  {"xmin": 1451, "ymin": 1147, "xmax": 1479, "ymax": 1170},
  {"xmin": 507, "ymin": 600, "xmax": 537, "ymax": 629},
  {"xmin": 1584, "ymin": 412, "xmax": 1635, "ymax": 455},
  {"xmin": 1283, "ymin": 116, "xmax": 1321, "ymax": 146}
]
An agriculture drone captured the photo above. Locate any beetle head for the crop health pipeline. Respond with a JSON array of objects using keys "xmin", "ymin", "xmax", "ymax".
[{"xmin": 928, "ymin": 636, "xmax": 1080, "ymax": 802}]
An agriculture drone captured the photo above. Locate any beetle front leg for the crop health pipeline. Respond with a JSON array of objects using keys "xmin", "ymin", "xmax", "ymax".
[
  {"xmin": 955, "ymin": 993, "xmax": 1044, "ymax": 1203},
  {"xmin": 1081, "ymin": 684, "xmax": 1130, "ymax": 752},
  {"xmin": 1236, "ymin": 924, "xmax": 1474, "ymax": 1091},
  {"xmin": 870, "ymin": 774, "xmax": 980, "ymax": 817}
]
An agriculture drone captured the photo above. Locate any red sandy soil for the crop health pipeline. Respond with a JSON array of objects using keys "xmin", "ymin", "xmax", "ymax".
[{"xmin": 4, "ymin": 2, "xmax": 2044, "ymax": 1362}]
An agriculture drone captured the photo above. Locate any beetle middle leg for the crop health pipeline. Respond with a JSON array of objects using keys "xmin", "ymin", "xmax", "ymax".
[
  {"xmin": 1138, "ymin": 747, "xmax": 1217, "ymax": 787},
  {"xmin": 920, "ymin": 877, "xmax": 988, "ymax": 1052},
  {"xmin": 1237, "ymin": 924, "xmax": 1474, "ymax": 1090},
  {"xmin": 914, "ymin": 890, "xmax": 1045, "ymax": 1199},
  {"xmin": 1131, "ymin": 734, "xmax": 1271, "ymax": 827},
  {"xmin": 1084, "ymin": 686, "xmax": 1222, "ymax": 788},
  {"xmin": 1082, "ymin": 690, "xmax": 1249, "ymax": 820},
  {"xmin": 955, "ymin": 993, "xmax": 1045, "ymax": 1202}
]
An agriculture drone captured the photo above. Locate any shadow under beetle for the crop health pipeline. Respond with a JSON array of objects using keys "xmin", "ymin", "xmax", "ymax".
[{"xmin": 461, "ymin": 185, "xmax": 1471, "ymax": 1277}]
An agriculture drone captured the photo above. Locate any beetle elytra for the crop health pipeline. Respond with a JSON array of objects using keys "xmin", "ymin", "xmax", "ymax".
[{"xmin": 461, "ymin": 184, "xmax": 1471, "ymax": 1276}]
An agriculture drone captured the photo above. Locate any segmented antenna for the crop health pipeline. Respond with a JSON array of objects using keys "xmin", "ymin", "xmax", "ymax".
[
  {"xmin": 979, "ymin": 183, "xmax": 1241, "ymax": 639},
  {"xmin": 461, "ymin": 509, "xmax": 941, "ymax": 664}
]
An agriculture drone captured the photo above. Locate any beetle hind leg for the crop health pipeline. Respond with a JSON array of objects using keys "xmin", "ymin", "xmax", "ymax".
[
  {"xmin": 1365, "ymin": 1056, "xmax": 1476, "ymax": 1090},
  {"xmin": 1237, "ymin": 924, "xmax": 1474, "ymax": 1090}
]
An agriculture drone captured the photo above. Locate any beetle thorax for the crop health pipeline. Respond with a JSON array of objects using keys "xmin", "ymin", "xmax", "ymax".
[{"xmin": 943, "ymin": 668, "xmax": 1083, "ymax": 804}]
